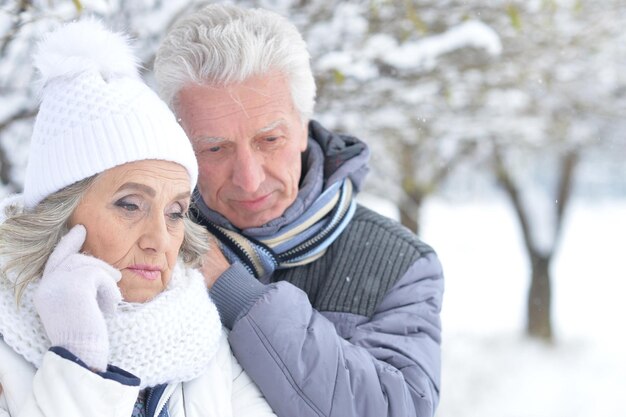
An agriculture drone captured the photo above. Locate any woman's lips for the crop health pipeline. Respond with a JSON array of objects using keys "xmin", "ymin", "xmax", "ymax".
[{"xmin": 127, "ymin": 265, "xmax": 160, "ymax": 281}]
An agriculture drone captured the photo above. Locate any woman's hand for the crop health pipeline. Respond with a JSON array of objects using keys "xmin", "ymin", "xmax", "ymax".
[{"xmin": 34, "ymin": 225, "xmax": 122, "ymax": 371}]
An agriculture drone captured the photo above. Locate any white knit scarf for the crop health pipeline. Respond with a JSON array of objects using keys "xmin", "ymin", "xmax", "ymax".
[{"xmin": 0, "ymin": 263, "xmax": 222, "ymax": 389}]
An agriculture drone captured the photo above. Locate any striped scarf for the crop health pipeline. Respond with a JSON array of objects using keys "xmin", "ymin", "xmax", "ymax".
[
  {"xmin": 193, "ymin": 178, "xmax": 356, "ymax": 281},
  {"xmin": 192, "ymin": 121, "xmax": 369, "ymax": 282}
]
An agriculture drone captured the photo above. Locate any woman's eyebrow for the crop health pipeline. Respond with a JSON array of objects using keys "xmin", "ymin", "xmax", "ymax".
[
  {"xmin": 174, "ymin": 191, "xmax": 192, "ymax": 201},
  {"xmin": 116, "ymin": 182, "xmax": 156, "ymax": 197},
  {"xmin": 117, "ymin": 183, "xmax": 191, "ymax": 201}
]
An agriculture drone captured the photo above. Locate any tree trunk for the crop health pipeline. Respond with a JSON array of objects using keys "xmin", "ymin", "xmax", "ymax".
[
  {"xmin": 399, "ymin": 206, "xmax": 418, "ymax": 234},
  {"xmin": 0, "ymin": 144, "xmax": 12, "ymax": 188},
  {"xmin": 527, "ymin": 252, "xmax": 553, "ymax": 341},
  {"xmin": 492, "ymin": 144, "xmax": 569, "ymax": 343},
  {"xmin": 399, "ymin": 200, "xmax": 422, "ymax": 235}
]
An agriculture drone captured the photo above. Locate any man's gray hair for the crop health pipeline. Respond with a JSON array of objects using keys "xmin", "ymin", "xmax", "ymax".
[
  {"xmin": 154, "ymin": 3, "xmax": 316, "ymax": 122},
  {"xmin": 0, "ymin": 176, "xmax": 210, "ymax": 303}
]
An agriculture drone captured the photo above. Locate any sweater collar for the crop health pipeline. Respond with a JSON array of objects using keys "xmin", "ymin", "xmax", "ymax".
[{"xmin": 0, "ymin": 263, "xmax": 221, "ymax": 389}]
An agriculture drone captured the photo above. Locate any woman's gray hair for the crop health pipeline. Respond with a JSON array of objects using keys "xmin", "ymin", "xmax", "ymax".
[
  {"xmin": 0, "ymin": 175, "xmax": 210, "ymax": 303},
  {"xmin": 154, "ymin": 3, "xmax": 316, "ymax": 123}
]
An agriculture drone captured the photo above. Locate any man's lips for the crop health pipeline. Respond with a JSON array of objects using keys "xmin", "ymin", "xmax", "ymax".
[
  {"xmin": 231, "ymin": 193, "xmax": 273, "ymax": 210},
  {"xmin": 127, "ymin": 265, "xmax": 161, "ymax": 281}
]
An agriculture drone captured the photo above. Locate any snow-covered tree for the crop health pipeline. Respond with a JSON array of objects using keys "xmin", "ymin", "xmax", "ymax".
[
  {"xmin": 0, "ymin": 0, "xmax": 198, "ymax": 195},
  {"xmin": 478, "ymin": 0, "xmax": 625, "ymax": 341},
  {"xmin": 2, "ymin": 0, "xmax": 624, "ymax": 342},
  {"xmin": 285, "ymin": 0, "xmax": 626, "ymax": 341},
  {"xmin": 300, "ymin": 0, "xmax": 503, "ymax": 234}
]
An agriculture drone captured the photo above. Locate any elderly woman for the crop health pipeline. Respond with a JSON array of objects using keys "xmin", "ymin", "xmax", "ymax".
[{"xmin": 0, "ymin": 20, "xmax": 275, "ymax": 417}]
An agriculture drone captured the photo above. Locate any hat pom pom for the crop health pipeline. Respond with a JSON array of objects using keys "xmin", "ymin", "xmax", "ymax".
[{"xmin": 34, "ymin": 19, "xmax": 139, "ymax": 86}]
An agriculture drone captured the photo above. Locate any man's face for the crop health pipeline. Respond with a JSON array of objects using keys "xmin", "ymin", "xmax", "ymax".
[{"xmin": 176, "ymin": 73, "xmax": 308, "ymax": 229}]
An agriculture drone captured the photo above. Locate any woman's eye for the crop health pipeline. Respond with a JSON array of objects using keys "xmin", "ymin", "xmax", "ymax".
[
  {"xmin": 168, "ymin": 211, "xmax": 185, "ymax": 221},
  {"xmin": 167, "ymin": 203, "xmax": 186, "ymax": 221},
  {"xmin": 114, "ymin": 199, "xmax": 139, "ymax": 212}
]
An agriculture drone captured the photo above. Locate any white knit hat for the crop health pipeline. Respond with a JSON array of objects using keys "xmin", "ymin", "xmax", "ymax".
[{"xmin": 23, "ymin": 19, "xmax": 198, "ymax": 209}]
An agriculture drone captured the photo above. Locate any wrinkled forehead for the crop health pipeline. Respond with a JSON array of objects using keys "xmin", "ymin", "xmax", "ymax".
[
  {"xmin": 93, "ymin": 160, "xmax": 192, "ymax": 197},
  {"xmin": 175, "ymin": 73, "xmax": 303, "ymax": 141}
]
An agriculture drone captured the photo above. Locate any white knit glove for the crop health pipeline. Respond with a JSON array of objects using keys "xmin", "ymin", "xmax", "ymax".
[{"xmin": 34, "ymin": 225, "xmax": 122, "ymax": 371}]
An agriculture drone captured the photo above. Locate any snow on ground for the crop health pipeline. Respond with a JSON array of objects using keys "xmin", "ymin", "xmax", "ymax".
[
  {"xmin": 359, "ymin": 193, "xmax": 625, "ymax": 417},
  {"xmin": 418, "ymin": 196, "xmax": 626, "ymax": 417}
]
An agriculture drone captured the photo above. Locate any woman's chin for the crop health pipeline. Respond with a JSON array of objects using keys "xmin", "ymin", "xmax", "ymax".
[{"xmin": 121, "ymin": 288, "xmax": 161, "ymax": 304}]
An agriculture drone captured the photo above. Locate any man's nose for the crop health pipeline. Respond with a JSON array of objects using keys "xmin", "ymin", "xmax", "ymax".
[{"xmin": 231, "ymin": 146, "xmax": 265, "ymax": 193}]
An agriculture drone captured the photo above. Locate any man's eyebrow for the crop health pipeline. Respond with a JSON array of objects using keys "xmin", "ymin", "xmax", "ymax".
[
  {"xmin": 193, "ymin": 119, "xmax": 287, "ymax": 144},
  {"xmin": 256, "ymin": 119, "xmax": 287, "ymax": 135},
  {"xmin": 194, "ymin": 136, "xmax": 226, "ymax": 144}
]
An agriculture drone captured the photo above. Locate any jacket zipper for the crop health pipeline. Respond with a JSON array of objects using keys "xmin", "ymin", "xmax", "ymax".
[{"xmin": 146, "ymin": 384, "xmax": 175, "ymax": 417}]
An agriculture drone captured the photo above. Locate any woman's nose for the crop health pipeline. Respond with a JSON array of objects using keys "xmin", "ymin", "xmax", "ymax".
[{"xmin": 138, "ymin": 212, "xmax": 169, "ymax": 253}]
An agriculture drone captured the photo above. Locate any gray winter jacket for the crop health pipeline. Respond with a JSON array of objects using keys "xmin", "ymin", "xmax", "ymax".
[{"xmin": 205, "ymin": 122, "xmax": 443, "ymax": 417}]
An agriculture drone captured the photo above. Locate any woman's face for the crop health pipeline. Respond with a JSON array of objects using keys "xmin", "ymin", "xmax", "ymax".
[{"xmin": 69, "ymin": 160, "xmax": 191, "ymax": 303}]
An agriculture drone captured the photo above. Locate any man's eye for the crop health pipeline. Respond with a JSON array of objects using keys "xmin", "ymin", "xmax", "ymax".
[
  {"xmin": 257, "ymin": 136, "xmax": 283, "ymax": 150},
  {"xmin": 196, "ymin": 144, "xmax": 225, "ymax": 155}
]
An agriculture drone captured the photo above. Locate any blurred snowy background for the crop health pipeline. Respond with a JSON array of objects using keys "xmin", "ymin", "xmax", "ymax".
[{"xmin": 1, "ymin": 1, "xmax": 625, "ymax": 416}]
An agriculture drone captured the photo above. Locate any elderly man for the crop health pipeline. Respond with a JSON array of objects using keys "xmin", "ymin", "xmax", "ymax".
[{"xmin": 154, "ymin": 4, "xmax": 444, "ymax": 417}]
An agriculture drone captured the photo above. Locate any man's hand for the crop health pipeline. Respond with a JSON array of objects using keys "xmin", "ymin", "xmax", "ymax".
[{"xmin": 201, "ymin": 236, "xmax": 230, "ymax": 288}]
